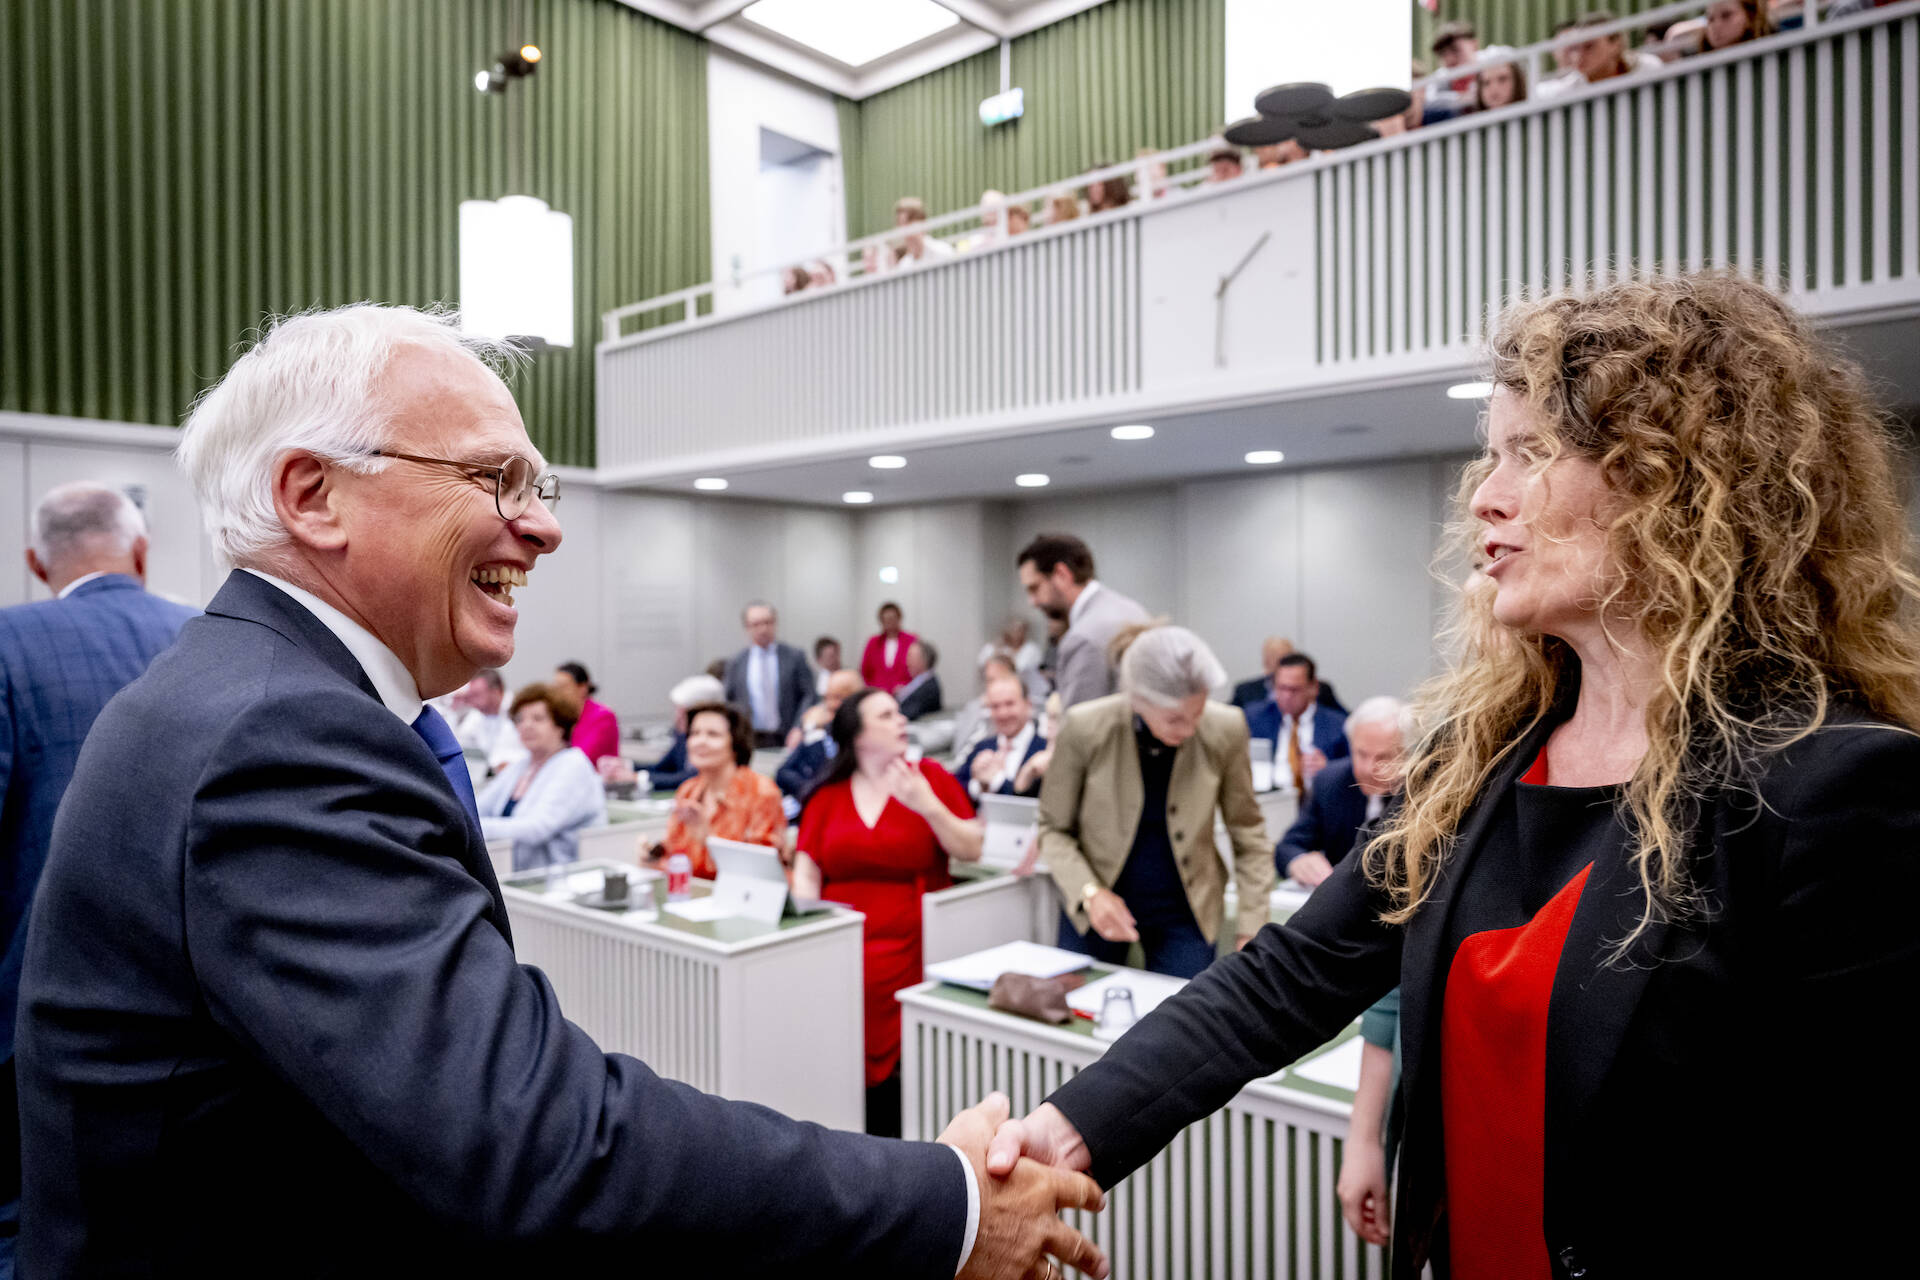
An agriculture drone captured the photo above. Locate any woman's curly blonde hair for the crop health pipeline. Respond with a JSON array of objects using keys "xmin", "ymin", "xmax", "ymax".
[{"xmin": 1365, "ymin": 272, "xmax": 1920, "ymax": 950}]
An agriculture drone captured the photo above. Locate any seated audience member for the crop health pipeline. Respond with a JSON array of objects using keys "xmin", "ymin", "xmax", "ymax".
[
  {"xmin": 1038, "ymin": 623, "xmax": 1271, "ymax": 980},
  {"xmin": 1535, "ymin": 18, "xmax": 1589, "ymax": 96},
  {"xmin": 806, "ymin": 259, "xmax": 836, "ymax": 288},
  {"xmin": 781, "ymin": 265, "xmax": 810, "ymax": 295},
  {"xmin": 1085, "ymin": 173, "xmax": 1131, "ymax": 213},
  {"xmin": 549, "ymin": 661, "xmax": 621, "ymax": 766},
  {"xmin": 447, "ymin": 668, "xmax": 527, "ymax": 776},
  {"xmin": 1423, "ymin": 21, "xmax": 1482, "ymax": 122},
  {"xmin": 1253, "ymin": 140, "xmax": 1310, "ymax": 168},
  {"xmin": 895, "ymin": 640, "xmax": 943, "ymax": 721},
  {"xmin": 778, "ymin": 669, "xmax": 862, "ymax": 815},
  {"xmin": 813, "ymin": 634, "xmax": 844, "ymax": 698},
  {"xmin": 642, "ymin": 701, "xmax": 786, "ymax": 878},
  {"xmin": 1693, "ymin": 0, "xmax": 1775, "ymax": 51},
  {"xmin": 1273, "ymin": 696, "xmax": 1408, "ymax": 887},
  {"xmin": 887, "ymin": 196, "xmax": 956, "ymax": 271},
  {"xmin": 979, "ymin": 616, "xmax": 1046, "ymax": 701},
  {"xmin": 1012, "ymin": 691, "xmax": 1064, "ymax": 794},
  {"xmin": 722, "ymin": 599, "xmax": 816, "ymax": 748},
  {"xmin": 1244, "ymin": 652, "xmax": 1349, "ymax": 791},
  {"xmin": 956, "ymin": 675, "xmax": 1047, "ymax": 800},
  {"xmin": 793, "ymin": 688, "xmax": 982, "ymax": 1136},
  {"xmin": 1134, "ymin": 147, "xmax": 1169, "ymax": 201},
  {"xmin": 957, "ymin": 190, "xmax": 1006, "ymax": 252},
  {"xmin": 1005, "ymin": 202, "xmax": 1032, "ymax": 235},
  {"xmin": 859, "ymin": 601, "xmax": 916, "ymax": 692},
  {"xmin": 1566, "ymin": 9, "xmax": 1665, "ymax": 86},
  {"xmin": 949, "ymin": 652, "xmax": 1022, "ymax": 764},
  {"xmin": 704, "ymin": 656, "xmax": 728, "ymax": 681},
  {"xmin": 1206, "ymin": 147, "xmax": 1244, "ymax": 184},
  {"xmin": 598, "ymin": 674, "xmax": 725, "ymax": 793},
  {"xmin": 1471, "ymin": 48, "xmax": 1529, "ymax": 109},
  {"xmin": 1045, "ymin": 191, "xmax": 1083, "ymax": 225},
  {"xmin": 1230, "ymin": 635, "xmax": 1295, "ymax": 709},
  {"xmin": 478, "ymin": 684, "xmax": 608, "ymax": 872}
]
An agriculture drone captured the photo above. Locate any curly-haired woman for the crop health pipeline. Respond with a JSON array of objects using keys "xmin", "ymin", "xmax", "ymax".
[{"xmin": 978, "ymin": 273, "xmax": 1920, "ymax": 1278}]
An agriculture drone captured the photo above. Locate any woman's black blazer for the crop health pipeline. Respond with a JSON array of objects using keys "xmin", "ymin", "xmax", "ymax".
[{"xmin": 1049, "ymin": 704, "xmax": 1920, "ymax": 1278}]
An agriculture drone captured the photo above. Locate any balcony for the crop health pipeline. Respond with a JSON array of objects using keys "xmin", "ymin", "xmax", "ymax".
[{"xmin": 597, "ymin": 3, "xmax": 1920, "ymax": 487}]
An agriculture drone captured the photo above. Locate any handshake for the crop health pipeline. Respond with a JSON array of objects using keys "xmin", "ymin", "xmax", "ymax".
[{"xmin": 937, "ymin": 1092, "xmax": 1104, "ymax": 1280}]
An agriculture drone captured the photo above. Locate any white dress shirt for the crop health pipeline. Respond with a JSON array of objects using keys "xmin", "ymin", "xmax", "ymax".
[
  {"xmin": 56, "ymin": 571, "xmax": 113, "ymax": 599},
  {"xmin": 477, "ymin": 748, "xmax": 607, "ymax": 871},
  {"xmin": 450, "ymin": 706, "xmax": 529, "ymax": 774},
  {"xmin": 241, "ymin": 569, "xmax": 421, "ymax": 722},
  {"xmin": 1365, "ymin": 791, "xmax": 1386, "ymax": 823},
  {"xmin": 748, "ymin": 644, "xmax": 780, "ymax": 732},
  {"xmin": 1277, "ymin": 700, "xmax": 1321, "ymax": 756}
]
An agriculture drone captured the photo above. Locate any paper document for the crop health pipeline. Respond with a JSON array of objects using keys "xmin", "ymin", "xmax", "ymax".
[
  {"xmin": 1065, "ymin": 969, "xmax": 1187, "ymax": 1022},
  {"xmin": 925, "ymin": 940, "xmax": 1092, "ymax": 990},
  {"xmin": 1289, "ymin": 1035, "xmax": 1364, "ymax": 1092},
  {"xmin": 662, "ymin": 898, "xmax": 735, "ymax": 923}
]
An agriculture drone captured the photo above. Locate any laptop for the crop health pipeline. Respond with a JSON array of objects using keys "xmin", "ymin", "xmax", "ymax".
[
  {"xmin": 1249, "ymin": 736, "xmax": 1275, "ymax": 793},
  {"xmin": 978, "ymin": 794, "xmax": 1040, "ymax": 869},
  {"xmin": 707, "ymin": 837, "xmax": 829, "ymax": 921}
]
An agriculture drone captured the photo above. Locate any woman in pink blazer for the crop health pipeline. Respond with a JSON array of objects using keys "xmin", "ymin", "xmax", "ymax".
[{"xmin": 858, "ymin": 602, "xmax": 916, "ymax": 693}]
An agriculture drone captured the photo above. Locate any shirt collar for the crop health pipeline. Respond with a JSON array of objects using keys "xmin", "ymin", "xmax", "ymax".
[
  {"xmin": 241, "ymin": 568, "xmax": 424, "ymax": 723},
  {"xmin": 56, "ymin": 571, "xmax": 114, "ymax": 599},
  {"xmin": 1068, "ymin": 579, "xmax": 1104, "ymax": 626}
]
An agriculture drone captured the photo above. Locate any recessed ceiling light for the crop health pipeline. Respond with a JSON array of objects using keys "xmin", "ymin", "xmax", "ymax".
[
  {"xmin": 1015, "ymin": 473, "xmax": 1051, "ymax": 488},
  {"xmin": 878, "ymin": 565, "xmax": 900, "ymax": 584},
  {"xmin": 1447, "ymin": 380, "xmax": 1495, "ymax": 399},
  {"xmin": 693, "ymin": 477, "xmax": 729, "ymax": 491},
  {"xmin": 842, "ymin": 490, "xmax": 874, "ymax": 504},
  {"xmin": 1110, "ymin": 424, "xmax": 1155, "ymax": 441},
  {"xmin": 869, "ymin": 455, "xmax": 907, "ymax": 469},
  {"xmin": 1244, "ymin": 450, "xmax": 1284, "ymax": 465},
  {"xmin": 741, "ymin": 0, "xmax": 959, "ymax": 68}
]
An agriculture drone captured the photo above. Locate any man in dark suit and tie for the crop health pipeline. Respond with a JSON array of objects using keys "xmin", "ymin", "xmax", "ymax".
[
  {"xmin": 0, "ymin": 483, "xmax": 196, "ymax": 1268},
  {"xmin": 14, "ymin": 306, "xmax": 1105, "ymax": 1279},
  {"xmin": 723, "ymin": 600, "xmax": 818, "ymax": 749},
  {"xmin": 955, "ymin": 674, "xmax": 1047, "ymax": 799},
  {"xmin": 1244, "ymin": 652, "xmax": 1349, "ymax": 791},
  {"xmin": 1272, "ymin": 697, "xmax": 1408, "ymax": 887}
]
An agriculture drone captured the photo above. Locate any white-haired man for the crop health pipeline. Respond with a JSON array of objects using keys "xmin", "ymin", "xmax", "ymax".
[
  {"xmin": 1272, "ymin": 696, "xmax": 1410, "ymax": 887},
  {"xmin": 0, "ymin": 483, "xmax": 197, "ymax": 1264},
  {"xmin": 14, "ymin": 304, "xmax": 1105, "ymax": 1279}
]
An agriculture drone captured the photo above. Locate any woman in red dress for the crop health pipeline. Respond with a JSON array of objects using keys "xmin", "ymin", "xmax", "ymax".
[{"xmin": 793, "ymin": 687, "xmax": 983, "ymax": 1137}]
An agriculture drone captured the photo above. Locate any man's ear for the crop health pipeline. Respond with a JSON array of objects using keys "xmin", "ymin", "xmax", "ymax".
[
  {"xmin": 26, "ymin": 548, "xmax": 49, "ymax": 587},
  {"xmin": 271, "ymin": 452, "xmax": 351, "ymax": 553},
  {"xmin": 129, "ymin": 535, "xmax": 150, "ymax": 584}
]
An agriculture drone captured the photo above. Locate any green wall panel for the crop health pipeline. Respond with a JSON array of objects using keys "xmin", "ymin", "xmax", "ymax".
[
  {"xmin": 0, "ymin": 0, "xmax": 710, "ymax": 467},
  {"xmin": 840, "ymin": 0, "xmax": 1227, "ymax": 238}
]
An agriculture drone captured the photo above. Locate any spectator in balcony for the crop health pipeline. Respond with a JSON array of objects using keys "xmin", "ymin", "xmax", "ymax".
[
  {"xmin": 889, "ymin": 195, "xmax": 955, "ymax": 270},
  {"xmin": 957, "ymin": 189, "xmax": 1007, "ymax": 252},
  {"xmin": 1567, "ymin": 9, "xmax": 1666, "ymax": 85},
  {"xmin": 1535, "ymin": 18, "xmax": 1589, "ymax": 97},
  {"xmin": 1696, "ymin": 0, "xmax": 1776, "ymax": 50},
  {"xmin": 807, "ymin": 259, "xmax": 836, "ymax": 288},
  {"xmin": 1086, "ymin": 171, "xmax": 1131, "ymax": 213},
  {"xmin": 1254, "ymin": 140, "xmax": 1310, "ymax": 168},
  {"xmin": 1471, "ymin": 48, "xmax": 1530, "ymax": 110},
  {"xmin": 1045, "ymin": 190, "xmax": 1083, "ymax": 225},
  {"xmin": 896, "ymin": 640, "xmax": 944, "ymax": 721},
  {"xmin": 859, "ymin": 601, "xmax": 916, "ymax": 693},
  {"xmin": 1423, "ymin": 21, "xmax": 1482, "ymax": 123},
  {"xmin": 781, "ymin": 265, "xmax": 809, "ymax": 295},
  {"xmin": 1134, "ymin": 146, "xmax": 1170, "ymax": 200},
  {"xmin": 1006, "ymin": 202, "xmax": 1033, "ymax": 235},
  {"xmin": 1207, "ymin": 147, "xmax": 1244, "ymax": 184}
]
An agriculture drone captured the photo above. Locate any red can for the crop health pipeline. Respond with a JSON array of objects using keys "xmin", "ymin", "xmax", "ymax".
[{"xmin": 665, "ymin": 853, "xmax": 692, "ymax": 901}]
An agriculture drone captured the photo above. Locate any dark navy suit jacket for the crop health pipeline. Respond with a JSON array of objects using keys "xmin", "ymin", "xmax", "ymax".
[
  {"xmin": 1272, "ymin": 757, "xmax": 1372, "ymax": 876},
  {"xmin": 0, "ymin": 574, "xmax": 195, "ymax": 1062},
  {"xmin": 777, "ymin": 736, "xmax": 835, "ymax": 801},
  {"xmin": 954, "ymin": 731, "xmax": 1048, "ymax": 798},
  {"xmin": 16, "ymin": 570, "xmax": 964, "ymax": 1276},
  {"xmin": 1243, "ymin": 700, "xmax": 1349, "ymax": 770},
  {"xmin": 645, "ymin": 730, "xmax": 695, "ymax": 790}
]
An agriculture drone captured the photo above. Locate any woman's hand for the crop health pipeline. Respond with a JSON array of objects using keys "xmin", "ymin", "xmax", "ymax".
[
  {"xmin": 1086, "ymin": 888, "xmax": 1139, "ymax": 943},
  {"xmin": 636, "ymin": 836, "xmax": 664, "ymax": 866},
  {"xmin": 883, "ymin": 757, "xmax": 938, "ymax": 815},
  {"xmin": 1336, "ymin": 1136, "xmax": 1391, "ymax": 1246},
  {"xmin": 673, "ymin": 800, "xmax": 709, "ymax": 843}
]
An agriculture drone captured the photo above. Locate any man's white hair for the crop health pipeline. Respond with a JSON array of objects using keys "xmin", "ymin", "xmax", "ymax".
[
  {"xmin": 31, "ymin": 483, "xmax": 147, "ymax": 566},
  {"xmin": 669, "ymin": 674, "xmax": 727, "ymax": 708},
  {"xmin": 1345, "ymin": 695, "xmax": 1413, "ymax": 740},
  {"xmin": 1119, "ymin": 624, "xmax": 1228, "ymax": 710},
  {"xmin": 175, "ymin": 304, "xmax": 517, "ymax": 566}
]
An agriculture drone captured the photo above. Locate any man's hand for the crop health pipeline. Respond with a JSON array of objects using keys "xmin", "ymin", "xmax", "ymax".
[
  {"xmin": 971, "ymin": 748, "xmax": 1007, "ymax": 789},
  {"xmin": 1336, "ymin": 1135, "xmax": 1391, "ymax": 1246},
  {"xmin": 1014, "ymin": 749, "xmax": 1052, "ymax": 793},
  {"xmin": 598, "ymin": 756, "xmax": 638, "ymax": 785},
  {"xmin": 785, "ymin": 726, "xmax": 803, "ymax": 750},
  {"xmin": 801, "ymin": 703, "xmax": 832, "ymax": 732},
  {"xmin": 1302, "ymin": 747, "xmax": 1329, "ymax": 785},
  {"xmin": 1234, "ymin": 932, "xmax": 1257, "ymax": 951},
  {"xmin": 985, "ymin": 1102, "xmax": 1093, "ymax": 1177},
  {"xmin": 941, "ymin": 1094, "xmax": 1108, "ymax": 1280},
  {"xmin": 1085, "ymin": 889, "xmax": 1139, "ymax": 943},
  {"xmin": 1288, "ymin": 852, "xmax": 1334, "ymax": 887}
]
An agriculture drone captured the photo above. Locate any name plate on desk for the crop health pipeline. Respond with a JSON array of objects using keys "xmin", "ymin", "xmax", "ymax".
[{"xmin": 980, "ymin": 794, "xmax": 1039, "ymax": 868}]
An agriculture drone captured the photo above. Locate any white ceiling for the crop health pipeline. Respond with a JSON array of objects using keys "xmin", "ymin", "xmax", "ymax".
[{"xmin": 614, "ymin": 0, "xmax": 1116, "ymax": 98}]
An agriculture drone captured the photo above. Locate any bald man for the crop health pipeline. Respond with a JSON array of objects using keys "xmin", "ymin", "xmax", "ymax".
[
  {"xmin": 0, "ymin": 483, "xmax": 197, "ymax": 1258},
  {"xmin": 776, "ymin": 668, "xmax": 863, "ymax": 814},
  {"xmin": 1231, "ymin": 636, "xmax": 1295, "ymax": 709}
]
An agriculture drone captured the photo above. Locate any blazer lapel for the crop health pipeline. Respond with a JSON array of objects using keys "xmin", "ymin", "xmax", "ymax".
[{"xmin": 1111, "ymin": 705, "xmax": 1145, "ymax": 853}]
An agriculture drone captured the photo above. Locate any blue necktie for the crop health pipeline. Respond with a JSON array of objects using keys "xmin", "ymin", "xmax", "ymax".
[{"xmin": 412, "ymin": 705, "xmax": 481, "ymax": 827}]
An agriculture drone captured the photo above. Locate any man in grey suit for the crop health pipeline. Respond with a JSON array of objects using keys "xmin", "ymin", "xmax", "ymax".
[
  {"xmin": 722, "ymin": 601, "xmax": 818, "ymax": 748},
  {"xmin": 1016, "ymin": 533, "xmax": 1149, "ymax": 709}
]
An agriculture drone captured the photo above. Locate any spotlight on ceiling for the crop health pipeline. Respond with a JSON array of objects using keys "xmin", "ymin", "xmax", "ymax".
[
  {"xmin": 869, "ymin": 455, "xmax": 907, "ymax": 469},
  {"xmin": 879, "ymin": 565, "xmax": 901, "ymax": 584},
  {"xmin": 842, "ymin": 491, "xmax": 874, "ymax": 504},
  {"xmin": 1244, "ymin": 450, "xmax": 1284, "ymax": 465},
  {"xmin": 1015, "ymin": 473, "xmax": 1051, "ymax": 488},
  {"xmin": 1110, "ymin": 424, "xmax": 1155, "ymax": 441},
  {"xmin": 693, "ymin": 477, "xmax": 729, "ymax": 491},
  {"xmin": 1447, "ymin": 380, "xmax": 1494, "ymax": 399}
]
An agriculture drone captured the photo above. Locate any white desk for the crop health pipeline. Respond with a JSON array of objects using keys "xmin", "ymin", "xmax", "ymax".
[
  {"xmin": 900, "ymin": 961, "xmax": 1381, "ymax": 1280},
  {"xmin": 501, "ymin": 860, "xmax": 866, "ymax": 1130},
  {"xmin": 921, "ymin": 863, "xmax": 1057, "ymax": 968}
]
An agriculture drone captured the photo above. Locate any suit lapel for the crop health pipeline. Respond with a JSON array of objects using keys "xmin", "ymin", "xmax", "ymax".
[{"xmin": 1112, "ymin": 704, "xmax": 1145, "ymax": 852}]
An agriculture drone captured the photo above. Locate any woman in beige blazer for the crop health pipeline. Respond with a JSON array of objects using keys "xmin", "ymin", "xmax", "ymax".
[{"xmin": 1037, "ymin": 623, "xmax": 1274, "ymax": 978}]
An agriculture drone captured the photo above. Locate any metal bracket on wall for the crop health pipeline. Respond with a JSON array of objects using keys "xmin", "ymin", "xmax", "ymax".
[{"xmin": 1214, "ymin": 231, "xmax": 1271, "ymax": 369}]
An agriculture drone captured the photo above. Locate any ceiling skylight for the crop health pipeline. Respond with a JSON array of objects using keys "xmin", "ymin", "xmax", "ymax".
[{"xmin": 740, "ymin": 0, "xmax": 962, "ymax": 68}]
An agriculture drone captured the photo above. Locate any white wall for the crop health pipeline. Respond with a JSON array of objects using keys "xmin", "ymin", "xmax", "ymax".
[
  {"xmin": 706, "ymin": 49, "xmax": 843, "ymax": 316},
  {"xmin": 1224, "ymin": 0, "xmax": 1411, "ymax": 115}
]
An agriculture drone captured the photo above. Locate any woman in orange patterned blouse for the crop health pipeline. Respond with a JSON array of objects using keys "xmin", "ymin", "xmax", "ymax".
[{"xmin": 640, "ymin": 701, "xmax": 787, "ymax": 878}]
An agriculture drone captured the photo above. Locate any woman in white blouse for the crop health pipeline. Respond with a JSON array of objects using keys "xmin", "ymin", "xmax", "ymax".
[{"xmin": 478, "ymin": 683, "xmax": 607, "ymax": 871}]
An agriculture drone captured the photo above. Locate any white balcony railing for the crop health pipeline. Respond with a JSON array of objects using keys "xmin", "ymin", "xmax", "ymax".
[{"xmin": 596, "ymin": 3, "xmax": 1920, "ymax": 479}]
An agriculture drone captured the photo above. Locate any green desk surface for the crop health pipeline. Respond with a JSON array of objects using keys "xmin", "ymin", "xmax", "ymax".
[
  {"xmin": 500, "ymin": 864, "xmax": 847, "ymax": 945},
  {"xmin": 917, "ymin": 975, "xmax": 1360, "ymax": 1105}
]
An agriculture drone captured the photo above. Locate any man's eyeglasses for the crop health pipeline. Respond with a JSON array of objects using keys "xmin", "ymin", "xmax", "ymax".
[{"xmin": 370, "ymin": 451, "xmax": 561, "ymax": 521}]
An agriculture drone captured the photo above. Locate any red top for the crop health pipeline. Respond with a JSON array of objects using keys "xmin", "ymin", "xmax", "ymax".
[
  {"xmin": 1440, "ymin": 748, "xmax": 1592, "ymax": 1280},
  {"xmin": 797, "ymin": 759, "xmax": 969, "ymax": 1085},
  {"xmin": 859, "ymin": 631, "xmax": 918, "ymax": 693},
  {"xmin": 570, "ymin": 697, "xmax": 621, "ymax": 766}
]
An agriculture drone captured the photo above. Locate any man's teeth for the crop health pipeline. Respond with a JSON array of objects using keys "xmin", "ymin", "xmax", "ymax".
[{"xmin": 471, "ymin": 566, "xmax": 527, "ymax": 606}]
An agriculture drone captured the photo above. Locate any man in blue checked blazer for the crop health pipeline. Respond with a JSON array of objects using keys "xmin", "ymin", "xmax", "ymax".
[{"xmin": 0, "ymin": 482, "xmax": 196, "ymax": 1266}]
